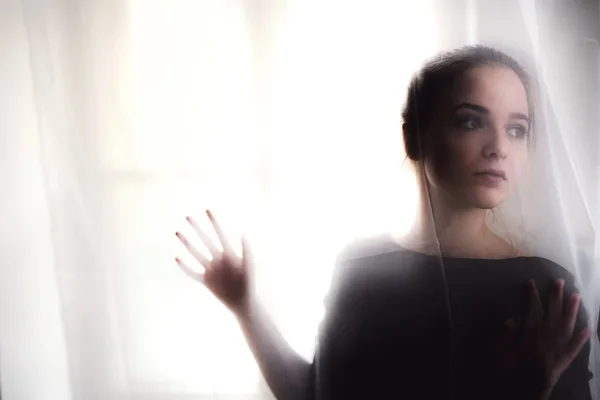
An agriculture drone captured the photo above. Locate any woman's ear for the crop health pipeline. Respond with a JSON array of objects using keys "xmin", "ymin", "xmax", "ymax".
[{"xmin": 402, "ymin": 122, "xmax": 421, "ymax": 161}]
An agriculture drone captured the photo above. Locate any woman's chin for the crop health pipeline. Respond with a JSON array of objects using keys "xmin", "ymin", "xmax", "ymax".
[{"xmin": 467, "ymin": 190, "xmax": 507, "ymax": 210}]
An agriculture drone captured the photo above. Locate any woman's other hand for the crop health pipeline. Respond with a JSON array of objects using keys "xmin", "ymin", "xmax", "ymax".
[
  {"xmin": 175, "ymin": 209, "xmax": 252, "ymax": 316},
  {"xmin": 497, "ymin": 279, "xmax": 592, "ymax": 400}
]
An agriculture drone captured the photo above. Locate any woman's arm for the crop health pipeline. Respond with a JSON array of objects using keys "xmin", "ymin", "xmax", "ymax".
[
  {"xmin": 235, "ymin": 299, "xmax": 312, "ymax": 400},
  {"xmin": 175, "ymin": 210, "xmax": 314, "ymax": 400}
]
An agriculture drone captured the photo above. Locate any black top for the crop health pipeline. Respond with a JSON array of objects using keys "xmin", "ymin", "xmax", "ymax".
[{"xmin": 309, "ymin": 236, "xmax": 592, "ymax": 400}]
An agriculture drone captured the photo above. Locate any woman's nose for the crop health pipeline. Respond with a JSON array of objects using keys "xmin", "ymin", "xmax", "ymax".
[{"xmin": 483, "ymin": 128, "xmax": 508, "ymax": 159}]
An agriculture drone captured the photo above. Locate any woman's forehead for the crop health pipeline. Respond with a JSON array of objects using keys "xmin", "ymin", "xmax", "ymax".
[{"xmin": 449, "ymin": 65, "xmax": 530, "ymax": 116}]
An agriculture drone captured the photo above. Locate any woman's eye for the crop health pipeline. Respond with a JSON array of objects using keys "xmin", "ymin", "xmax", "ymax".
[
  {"xmin": 507, "ymin": 126, "xmax": 527, "ymax": 138},
  {"xmin": 458, "ymin": 118, "xmax": 481, "ymax": 129}
]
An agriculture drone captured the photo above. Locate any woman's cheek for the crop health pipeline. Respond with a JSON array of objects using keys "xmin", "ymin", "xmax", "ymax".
[{"xmin": 512, "ymin": 148, "xmax": 529, "ymax": 182}]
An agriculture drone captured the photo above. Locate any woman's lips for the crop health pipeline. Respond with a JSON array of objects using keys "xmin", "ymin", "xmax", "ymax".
[
  {"xmin": 475, "ymin": 169, "xmax": 506, "ymax": 180},
  {"xmin": 475, "ymin": 173, "xmax": 505, "ymax": 184},
  {"xmin": 474, "ymin": 169, "xmax": 507, "ymax": 184}
]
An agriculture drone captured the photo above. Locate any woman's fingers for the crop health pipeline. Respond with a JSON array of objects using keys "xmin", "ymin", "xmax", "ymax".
[
  {"xmin": 497, "ymin": 319, "xmax": 518, "ymax": 363},
  {"xmin": 525, "ymin": 280, "xmax": 544, "ymax": 339},
  {"xmin": 561, "ymin": 293, "xmax": 581, "ymax": 340},
  {"xmin": 546, "ymin": 279, "xmax": 564, "ymax": 329},
  {"xmin": 176, "ymin": 231, "xmax": 211, "ymax": 268},
  {"xmin": 175, "ymin": 257, "xmax": 205, "ymax": 283},
  {"xmin": 187, "ymin": 216, "xmax": 220, "ymax": 258},
  {"xmin": 559, "ymin": 327, "xmax": 592, "ymax": 371},
  {"xmin": 500, "ymin": 280, "xmax": 591, "ymax": 390},
  {"xmin": 241, "ymin": 234, "xmax": 252, "ymax": 270},
  {"xmin": 206, "ymin": 209, "xmax": 235, "ymax": 256}
]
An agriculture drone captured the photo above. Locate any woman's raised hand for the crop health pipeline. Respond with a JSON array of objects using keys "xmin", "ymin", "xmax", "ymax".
[{"xmin": 175, "ymin": 209, "xmax": 251, "ymax": 315}]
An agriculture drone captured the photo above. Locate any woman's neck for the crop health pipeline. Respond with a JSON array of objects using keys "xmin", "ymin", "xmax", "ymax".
[{"xmin": 401, "ymin": 182, "xmax": 512, "ymax": 259}]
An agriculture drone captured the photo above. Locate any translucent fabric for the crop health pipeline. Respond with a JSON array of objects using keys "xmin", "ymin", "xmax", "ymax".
[{"xmin": 9, "ymin": 0, "xmax": 598, "ymax": 399}]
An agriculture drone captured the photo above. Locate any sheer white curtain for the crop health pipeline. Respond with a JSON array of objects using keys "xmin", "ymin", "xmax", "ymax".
[
  {"xmin": 477, "ymin": 0, "xmax": 600, "ymax": 396},
  {"xmin": 5, "ymin": 0, "xmax": 598, "ymax": 399},
  {"xmin": 474, "ymin": 1, "xmax": 600, "ymax": 396},
  {"xmin": 16, "ymin": 0, "xmax": 440, "ymax": 398},
  {"xmin": 513, "ymin": 1, "xmax": 600, "ymax": 396}
]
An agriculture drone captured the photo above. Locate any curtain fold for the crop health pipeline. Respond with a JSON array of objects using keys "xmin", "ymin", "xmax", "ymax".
[{"xmin": 22, "ymin": 0, "xmax": 132, "ymax": 398}]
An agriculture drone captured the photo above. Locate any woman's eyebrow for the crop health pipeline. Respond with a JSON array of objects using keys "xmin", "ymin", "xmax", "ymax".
[
  {"xmin": 452, "ymin": 102, "xmax": 488, "ymax": 114},
  {"xmin": 508, "ymin": 112, "xmax": 529, "ymax": 123},
  {"xmin": 453, "ymin": 102, "xmax": 529, "ymax": 123}
]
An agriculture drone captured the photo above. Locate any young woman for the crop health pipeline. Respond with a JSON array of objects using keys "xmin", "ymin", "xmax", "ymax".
[{"xmin": 175, "ymin": 45, "xmax": 593, "ymax": 399}]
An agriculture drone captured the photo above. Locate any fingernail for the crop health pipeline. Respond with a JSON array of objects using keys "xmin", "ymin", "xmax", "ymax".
[
  {"xmin": 186, "ymin": 216, "xmax": 192, "ymax": 222},
  {"xmin": 583, "ymin": 327, "xmax": 592, "ymax": 337},
  {"xmin": 556, "ymin": 279, "xmax": 564, "ymax": 289}
]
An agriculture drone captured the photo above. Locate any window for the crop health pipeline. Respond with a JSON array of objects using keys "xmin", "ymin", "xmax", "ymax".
[{"xmin": 98, "ymin": 0, "xmax": 437, "ymax": 395}]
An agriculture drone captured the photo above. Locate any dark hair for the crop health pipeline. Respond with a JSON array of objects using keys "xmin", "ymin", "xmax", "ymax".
[{"xmin": 401, "ymin": 45, "xmax": 536, "ymax": 161}]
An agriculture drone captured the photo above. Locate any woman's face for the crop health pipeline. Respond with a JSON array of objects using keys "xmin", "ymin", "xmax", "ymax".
[{"xmin": 424, "ymin": 65, "xmax": 530, "ymax": 210}]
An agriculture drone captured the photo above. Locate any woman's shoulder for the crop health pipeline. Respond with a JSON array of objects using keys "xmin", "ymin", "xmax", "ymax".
[
  {"xmin": 329, "ymin": 234, "xmax": 410, "ymax": 284},
  {"xmin": 332, "ymin": 235, "xmax": 581, "ymax": 292},
  {"xmin": 507, "ymin": 255, "xmax": 577, "ymax": 284},
  {"xmin": 335, "ymin": 233, "xmax": 404, "ymax": 263}
]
